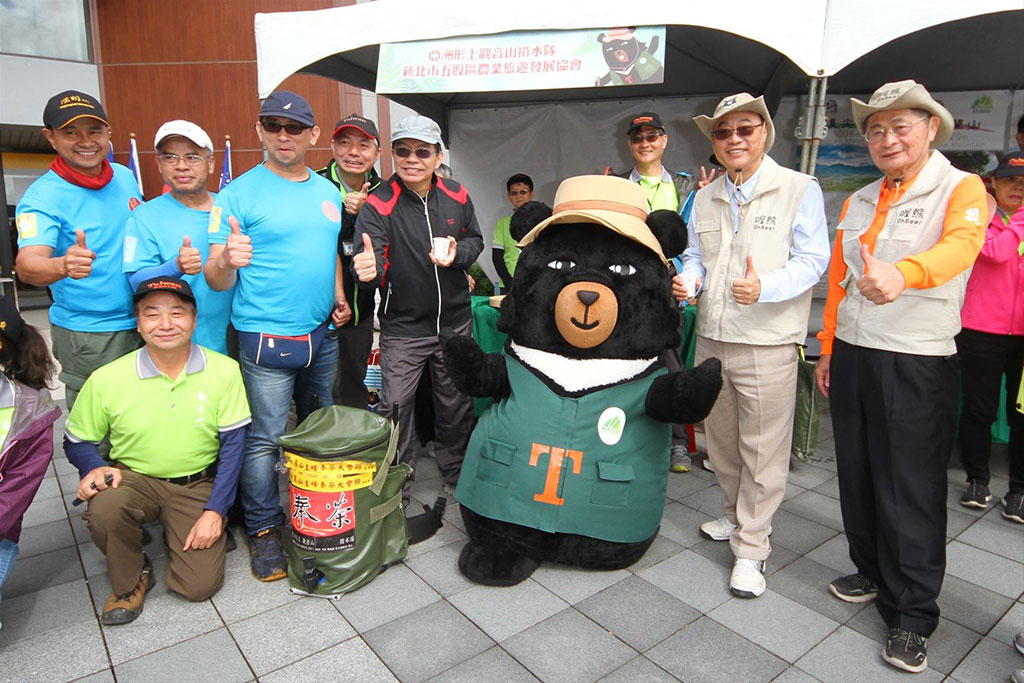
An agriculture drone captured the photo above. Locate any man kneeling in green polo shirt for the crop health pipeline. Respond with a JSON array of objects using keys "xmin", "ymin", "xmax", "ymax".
[{"xmin": 64, "ymin": 277, "xmax": 251, "ymax": 625}]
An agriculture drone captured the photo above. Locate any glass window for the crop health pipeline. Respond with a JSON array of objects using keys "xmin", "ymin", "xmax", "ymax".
[{"xmin": 0, "ymin": 0, "xmax": 90, "ymax": 62}]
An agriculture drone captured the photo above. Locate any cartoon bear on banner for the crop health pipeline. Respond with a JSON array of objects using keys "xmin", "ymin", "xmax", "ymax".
[
  {"xmin": 595, "ymin": 27, "xmax": 664, "ymax": 86},
  {"xmin": 443, "ymin": 175, "xmax": 722, "ymax": 586}
]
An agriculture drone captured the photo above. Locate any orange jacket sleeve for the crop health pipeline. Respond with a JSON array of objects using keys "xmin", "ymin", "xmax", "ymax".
[
  {"xmin": 816, "ymin": 198, "xmax": 851, "ymax": 356},
  {"xmin": 894, "ymin": 175, "xmax": 988, "ymax": 289}
]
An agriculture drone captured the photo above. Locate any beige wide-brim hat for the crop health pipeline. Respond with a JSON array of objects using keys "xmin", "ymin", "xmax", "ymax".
[
  {"xmin": 851, "ymin": 80, "xmax": 954, "ymax": 146},
  {"xmin": 693, "ymin": 93, "xmax": 775, "ymax": 153},
  {"xmin": 519, "ymin": 175, "xmax": 667, "ymax": 264}
]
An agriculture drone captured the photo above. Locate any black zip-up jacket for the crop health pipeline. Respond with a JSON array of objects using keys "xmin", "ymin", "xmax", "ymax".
[
  {"xmin": 315, "ymin": 161, "xmax": 383, "ymax": 327},
  {"xmin": 353, "ymin": 173, "xmax": 483, "ymax": 337}
]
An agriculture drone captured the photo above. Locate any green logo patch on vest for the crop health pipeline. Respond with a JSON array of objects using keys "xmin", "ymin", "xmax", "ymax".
[{"xmin": 598, "ymin": 407, "xmax": 626, "ymax": 445}]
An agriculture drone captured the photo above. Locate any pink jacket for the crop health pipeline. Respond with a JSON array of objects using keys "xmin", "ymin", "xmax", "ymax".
[{"xmin": 960, "ymin": 205, "xmax": 1024, "ymax": 335}]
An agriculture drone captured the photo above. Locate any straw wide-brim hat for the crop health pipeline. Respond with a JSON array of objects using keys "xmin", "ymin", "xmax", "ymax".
[
  {"xmin": 851, "ymin": 80, "xmax": 954, "ymax": 146},
  {"xmin": 693, "ymin": 93, "xmax": 775, "ymax": 153},
  {"xmin": 518, "ymin": 175, "xmax": 666, "ymax": 264}
]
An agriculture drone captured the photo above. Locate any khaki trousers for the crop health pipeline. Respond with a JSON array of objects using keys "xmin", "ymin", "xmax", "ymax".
[
  {"xmin": 83, "ymin": 469, "xmax": 225, "ymax": 600},
  {"xmin": 695, "ymin": 336, "xmax": 797, "ymax": 561}
]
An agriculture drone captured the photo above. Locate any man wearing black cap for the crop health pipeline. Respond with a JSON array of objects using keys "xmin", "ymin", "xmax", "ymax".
[
  {"xmin": 64, "ymin": 277, "xmax": 250, "ymax": 625},
  {"xmin": 15, "ymin": 90, "xmax": 143, "ymax": 410},
  {"xmin": 316, "ymin": 114, "xmax": 383, "ymax": 409},
  {"xmin": 204, "ymin": 91, "xmax": 345, "ymax": 581}
]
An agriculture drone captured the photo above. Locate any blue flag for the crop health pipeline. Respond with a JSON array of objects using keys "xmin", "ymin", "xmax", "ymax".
[
  {"xmin": 127, "ymin": 135, "xmax": 144, "ymax": 196},
  {"xmin": 106, "ymin": 140, "xmax": 115, "ymax": 163},
  {"xmin": 219, "ymin": 136, "xmax": 233, "ymax": 191}
]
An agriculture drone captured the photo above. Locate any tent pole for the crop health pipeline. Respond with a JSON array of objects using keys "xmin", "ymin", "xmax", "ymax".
[
  {"xmin": 798, "ymin": 77, "xmax": 818, "ymax": 174},
  {"xmin": 806, "ymin": 76, "xmax": 829, "ymax": 177}
]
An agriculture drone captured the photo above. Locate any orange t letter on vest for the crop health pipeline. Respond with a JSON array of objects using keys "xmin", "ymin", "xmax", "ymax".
[{"xmin": 529, "ymin": 442, "xmax": 583, "ymax": 506}]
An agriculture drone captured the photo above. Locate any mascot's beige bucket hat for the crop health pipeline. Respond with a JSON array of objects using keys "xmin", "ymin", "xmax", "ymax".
[
  {"xmin": 519, "ymin": 175, "xmax": 667, "ymax": 264},
  {"xmin": 693, "ymin": 93, "xmax": 775, "ymax": 152},
  {"xmin": 851, "ymin": 79, "xmax": 954, "ymax": 145}
]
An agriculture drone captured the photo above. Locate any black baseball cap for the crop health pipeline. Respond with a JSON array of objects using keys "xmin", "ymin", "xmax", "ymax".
[
  {"xmin": 332, "ymin": 114, "xmax": 379, "ymax": 144},
  {"xmin": 626, "ymin": 112, "xmax": 665, "ymax": 135},
  {"xmin": 0, "ymin": 296, "xmax": 26, "ymax": 343},
  {"xmin": 259, "ymin": 91, "xmax": 315, "ymax": 127},
  {"xmin": 43, "ymin": 90, "xmax": 109, "ymax": 130},
  {"xmin": 994, "ymin": 152, "xmax": 1024, "ymax": 179},
  {"xmin": 132, "ymin": 277, "xmax": 197, "ymax": 306}
]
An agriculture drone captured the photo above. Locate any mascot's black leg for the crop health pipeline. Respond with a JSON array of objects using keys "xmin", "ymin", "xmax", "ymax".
[
  {"xmin": 549, "ymin": 531, "xmax": 658, "ymax": 570},
  {"xmin": 458, "ymin": 506, "xmax": 541, "ymax": 586}
]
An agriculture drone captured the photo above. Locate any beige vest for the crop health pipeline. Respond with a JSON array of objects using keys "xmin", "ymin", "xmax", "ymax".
[
  {"xmin": 695, "ymin": 156, "xmax": 814, "ymax": 345},
  {"xmin": 835, "ymin": 151, "xmax": 971, "ymax": 356}
]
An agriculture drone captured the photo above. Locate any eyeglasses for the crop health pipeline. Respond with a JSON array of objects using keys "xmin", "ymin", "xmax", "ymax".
[
  {"xmin": 863, "ymin": 116, "xmax": 930, "ymax": 144},
  {"xmin": 157, "ymin": 153, "xmax": 209, "ymax": 166},
  {"xmin": 260, "ymin": 120, "xmax": 309, "ymax": 135},
  {"xmin": 629, "ymin": 132, "xmax": 664, "ymax": 144},
  {"xmin": 712, "ymin": 123, "xmax": 764, "ymax": 141},
  {"xmin": 393, "ymin": 146, "xmax": 435, "ymax": 159}
]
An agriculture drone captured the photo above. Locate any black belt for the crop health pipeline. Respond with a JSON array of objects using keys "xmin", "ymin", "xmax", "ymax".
[{"xmin": 159, "ymin": 464, "xmax": 217, "ymax": 486}]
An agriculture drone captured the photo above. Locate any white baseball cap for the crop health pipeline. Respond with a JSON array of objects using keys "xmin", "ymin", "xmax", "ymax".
[{"xmin": 154, "ymin": 120, "xmax": 214, "ymax": 153}]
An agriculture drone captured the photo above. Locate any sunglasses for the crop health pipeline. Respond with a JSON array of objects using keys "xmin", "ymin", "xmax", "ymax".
[
  {"xmin": 393, "ymin": 146, "xmax": 436, "ymax": 159},
  {"xmin": 712, "ymin": 122, "xmax": 764, "ymax": 141},
  {"xmin": 260, "ymin": 120, "xmax": 309, "ymax": 135},
  {"xmin": 629, "ymin": 132, "xmax": 664, "ymax": 144}
]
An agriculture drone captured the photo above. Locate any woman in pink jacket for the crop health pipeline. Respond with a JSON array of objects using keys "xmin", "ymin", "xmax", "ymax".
[{"xmin": 957, "ymin": 151, "xmax": 1024, "ymax": 523}]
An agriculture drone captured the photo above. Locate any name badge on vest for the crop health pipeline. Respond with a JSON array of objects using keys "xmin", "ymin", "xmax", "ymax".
[
  {"xmin": 342, "ymin": 241, "xmax": 354, "ymax": 256},
  {"xmin": 894, "ymin": 207, "xmax": 926, "ymax": 227},
  {"xmin": 753, "ymin": 214, "xmax": 778, "ymax": 231}
]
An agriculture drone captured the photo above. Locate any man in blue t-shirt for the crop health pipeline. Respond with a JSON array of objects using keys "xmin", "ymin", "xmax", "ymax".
[
  {"xmin": 204, "ymin": 91, "xmax": 347, "ymax": 582},
  {"xmin": 15, "ymin": 90, "xmax": 143, "ymax": 409},
  {"xmin": 122, "ymin": 120, "xmax": 233, "ymax": 354}
]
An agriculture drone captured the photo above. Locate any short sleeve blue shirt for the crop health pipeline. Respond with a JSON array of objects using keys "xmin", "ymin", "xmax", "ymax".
[
  {"xmin": 209, "ymin": 164, "xmax": 341, "ymax": 335},
  {"xmin": 122, "ymin": 193, "xmax": 234, "ymax": 353},
  {"xmin": 15, "ymin": 165, "xmax": 142, "ymax": 331}
]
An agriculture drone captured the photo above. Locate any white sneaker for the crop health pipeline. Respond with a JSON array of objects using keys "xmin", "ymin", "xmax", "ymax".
[
  {"xmin": 700, "ymin": 516, "xmax": 737, "ymax": 541},
  {"xmin": 730, "ymin": 558, "xmax": 766, "ymax": 598}
]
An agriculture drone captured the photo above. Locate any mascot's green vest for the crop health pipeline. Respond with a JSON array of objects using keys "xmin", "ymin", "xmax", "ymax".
[{"xmin": 455, "ymin": 351, "xmax": 670, "ymax": 543}]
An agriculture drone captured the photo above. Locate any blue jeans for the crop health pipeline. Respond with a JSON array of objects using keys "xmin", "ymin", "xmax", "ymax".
[
  {"xmin": 238, "ymin": 334, "xmax": 338, "ymax": 535},
  {"xmin": 0, "ymin": 537, "xmax": 19, "ymax": 607}
]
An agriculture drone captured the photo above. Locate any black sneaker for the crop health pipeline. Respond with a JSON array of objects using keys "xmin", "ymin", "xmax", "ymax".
[
  {"xmin": 960, "ymin": 480, "xmax": 992, "ymax": 509},
  {"xmin": 1002, "ymin": 492, "xmax": 1024, "ymax": 524},
  {"xmin": 249, "ymin": 527, "xmax": 287, "ymax": 582},
  {"xmin": 882, "ymin": 627, "xmax": 928, "ymax": 673},
  {"xmin": 829, "ymin": 573, "xmax": 879, "ymax": 603}
]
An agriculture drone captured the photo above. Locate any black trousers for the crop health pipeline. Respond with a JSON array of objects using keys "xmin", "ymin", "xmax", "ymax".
[
  {"xmin": 332, "ymin": 318, "xmax": 375, "ymax": 409},
  {"xmin": 830, "ymin": 339, "xmax": 959, "ymax": 637},
  {"xmin": 956, "ymin": 328, "xmax": 1024, "ymax": 494}
]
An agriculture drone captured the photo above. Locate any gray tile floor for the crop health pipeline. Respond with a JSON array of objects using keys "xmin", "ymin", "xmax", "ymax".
[{"xmin": 2, "ymin": 309, "xmax": 1022, "ymax": 682}]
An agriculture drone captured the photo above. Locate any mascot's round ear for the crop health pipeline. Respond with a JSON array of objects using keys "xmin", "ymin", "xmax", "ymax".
[
  {"xmin": 510, "ymin": 201, "xmax": 552, "ymax": 242},
  {"xmin": 646, "ymin": 209, "xmax": 686, "ymax": 259}
]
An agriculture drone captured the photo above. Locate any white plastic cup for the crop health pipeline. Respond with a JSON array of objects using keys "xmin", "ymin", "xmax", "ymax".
[
  {"xmin": 681, "ymin": 275, "xmax": 698, "ymax": 299},
  {"xmin": 432, "ymin": 237, "xmax": 450, "ymax": 260}
]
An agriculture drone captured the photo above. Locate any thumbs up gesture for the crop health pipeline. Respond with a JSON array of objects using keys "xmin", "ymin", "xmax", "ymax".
[
  {"xmin": 219, "ymin": 216, "xmax": 252, "ymax": 270},
  {"xmin": 856, "ymin": 244, "xmax": 906, "ymax": 304},
  {"xmin": 353, "ymin": 232, "xmax": 377, "ymax": 282},
  {"xmin": 177, "ymin": 235, "xmax": 202, "ymax": 275},
  {"xmin": 343, "ymin": 181, "xmax": 371, "ymax": 216},
  {"xmin": 730, "ymin": 256, "xmax": 761, "ymax": 305},
  {"xmin": 64, "ymin": 229, "xmax": 96, "ymax": 279}
]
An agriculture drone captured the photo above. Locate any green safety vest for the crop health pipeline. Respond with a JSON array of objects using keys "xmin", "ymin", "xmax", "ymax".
[{"xmin": 456, "ymin": 352, "xmax": 670, "ymax": 543}]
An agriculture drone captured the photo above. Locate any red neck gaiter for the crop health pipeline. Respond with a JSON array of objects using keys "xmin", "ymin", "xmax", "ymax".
[{"xmin": 51, "ymin": 156, "xmax": 114, "ymax": 190}]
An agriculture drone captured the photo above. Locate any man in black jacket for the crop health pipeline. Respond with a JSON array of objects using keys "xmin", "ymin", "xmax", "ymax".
[
  {"xmin": 315, "ymin": 114, "xmax": 383, "ymax": 408},
  {"xmin": 353, "ymin": 115, "xmax": 483, "ymax": 497}
]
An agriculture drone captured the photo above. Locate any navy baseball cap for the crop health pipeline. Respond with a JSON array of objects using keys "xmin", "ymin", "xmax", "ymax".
[
  {"xmin": 43, "ymin": 90, "xmax": 109, "ymax": 130},
  {"xmin": 994, "ymin": 152, "xmax": 1024, "ymax": 179},
  {"xmin": 259, "ymin": 91, "xmax": 315, "ymax": 127},
  {"xmin": 132, "ymin": 277, "xmax": 197, "ymax": 306}
]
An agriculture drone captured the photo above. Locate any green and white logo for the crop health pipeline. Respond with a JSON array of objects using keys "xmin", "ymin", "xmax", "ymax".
[{"xmin": 598, "ymin": 407, "xmax": 626, "ymax": 446}]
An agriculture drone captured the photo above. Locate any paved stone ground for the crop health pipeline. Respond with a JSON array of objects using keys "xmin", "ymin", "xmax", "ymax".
[{"xmin": 2, "ymin": 308, "xmax": 1021, "ymax": 682}]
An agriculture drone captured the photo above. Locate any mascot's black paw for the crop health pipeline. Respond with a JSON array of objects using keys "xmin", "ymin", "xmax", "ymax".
[
  {"xmin": 647, "ymin": 357, "xmax": 723, "ymax": 425},
  {"xmin": 442, "ymin": 335, "xmax": 510, "ymax": 399},
  {"xmin": 458, "ymin": 540, "xmax": 540, "ymax": 586}
]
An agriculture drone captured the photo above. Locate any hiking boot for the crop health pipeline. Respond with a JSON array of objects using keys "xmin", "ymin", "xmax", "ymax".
[
  {"xmin": 101, "ymin": 555, "xmax": 154, "ymax": 626},
  {"xmin": 700, "ymin": 516, "xmax": 737, "ymax": 541},
  {"xmin": 960, "ymin": 480, "xmax": 991, "ymax": 509},
  {"xmin": 730, "ymin": 558, "xmax": 766, "ymax": 598},
  {"xmin": 1002, "ymin": 492, "xmax": 1024, "ymax": 524},
  {"xmin": 249, "ymin": 527, "xmax": 287, "ymax": 582},
  {"xmin": 882, "ymin": 627, "xmax": 928, "ymax": 673},
  {"xmin": 829, "ymin": 573, "xmax": 879, "ymax": 603},
  {"xmin": 670, "ymin": 443, "xmax": 691, "ymax": 473}
]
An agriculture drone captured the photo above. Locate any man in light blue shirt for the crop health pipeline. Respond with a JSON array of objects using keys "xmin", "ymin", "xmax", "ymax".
[
  {"xmin": 123, "ymin": 120, "xmax": 233, "ymax": 354},
  {"xmin": 675, "ymin": 93, "xmax": 829, "ymax": 601}
]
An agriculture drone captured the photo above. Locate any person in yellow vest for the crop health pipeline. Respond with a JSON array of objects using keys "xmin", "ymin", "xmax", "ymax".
[
  {"xmin": 814, "ymin": 81, "xmax": 988, "ymax": 674},
  {"xmin": 673, "ymin": 94, "xmax": 830, "ymax": 599}
]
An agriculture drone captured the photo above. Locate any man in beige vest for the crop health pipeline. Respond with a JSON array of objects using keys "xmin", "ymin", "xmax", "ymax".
[
  {"xmin": 675, "ymin": 94, "xmax": 829, "ymax": 599},
  {"xmin": 814, "ymin": 81, "xmax": 988, "ymax": 674}
]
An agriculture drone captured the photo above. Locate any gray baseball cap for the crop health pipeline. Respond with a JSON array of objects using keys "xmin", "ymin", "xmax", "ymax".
[{"xmin": 391, "ymin": 115, "xmax": 442, "ymax": 145}]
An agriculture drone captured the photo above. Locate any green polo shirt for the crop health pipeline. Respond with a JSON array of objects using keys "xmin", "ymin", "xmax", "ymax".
[
  {"xmin": 633, "ymin": 168, "xmax": 680, "ymax": 213},
  {"xmin": 493, "ymin": 215, "xmax": 520, "ymax": 275},
  {"xmin": 65, "ymin": 345, "xmax": 251, "ymax": 478}
]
